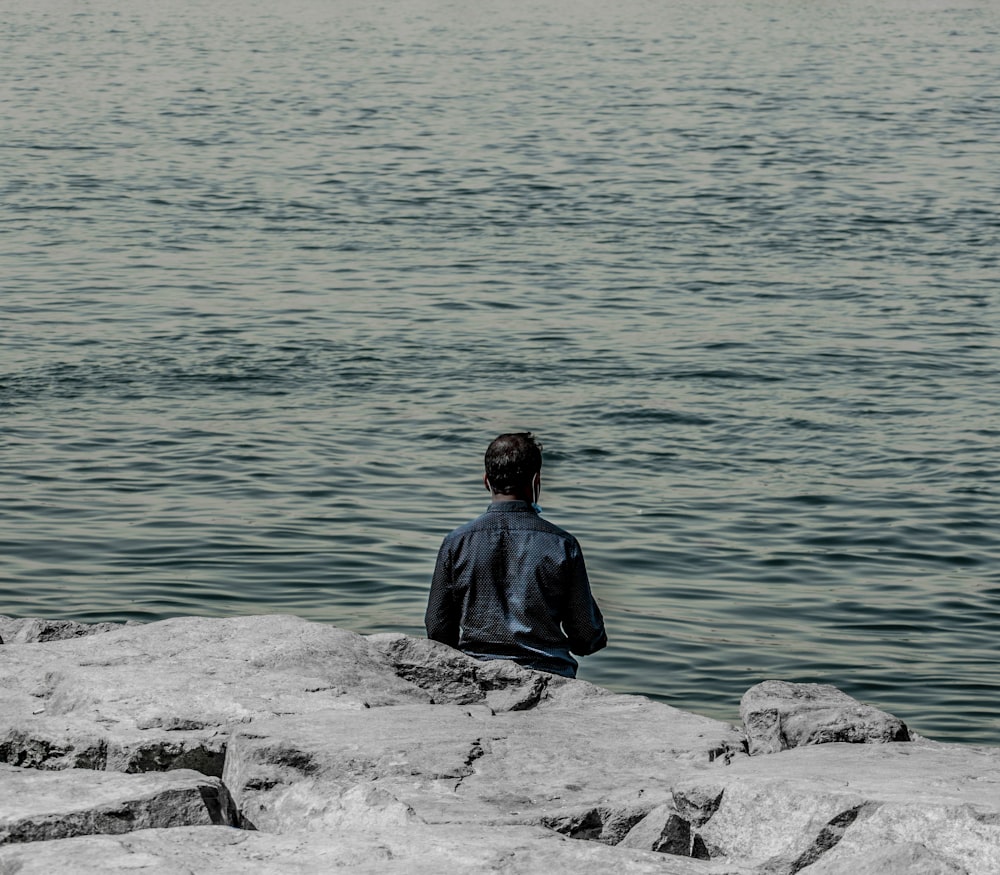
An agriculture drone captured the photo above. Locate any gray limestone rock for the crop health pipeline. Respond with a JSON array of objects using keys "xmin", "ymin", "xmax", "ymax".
[
  {"xmin": 740, "ymin": 680, "xmax": 910, "ymax": 755},
  {"xmin": 0, "ymin": 764, "xmax": 235, "ymax": 845},
  {"xmin": 367, "ymin": 632, "xmax": 557, "ymax": 711},
  {"xmin": 796, "ymin": 801, "xmax": 1000, "ymax": 875},
  {"xmin": 0, "ymin": 823, "xmax": 752, "ymax": 874},
  {"xmin": 0, "ymin": 615, "xmax": 426, "ymax": 774},
  {"xmin": 0, "ymin": 616, "xmax": 570, "ymax": 777},
  {"xmin": 618, "ymin": 742, "xmax": 1000, "ymax": 874},
  {"xmin": 0, "ymin": 615, "xmax": 997, "ymax": 874},
  {"xmin": 798, "ymin": 841, "xmax": 970, "ymax": 875},
  {"xmin": 618, "ymin": 802, "xmax": 694, "ymax": 855},
  {"xmin": 0, "ymin": 616, "xmax": 129, "ymax": 645},
  {"xmin": 222, "ymin": 689, "xmax": 743, "ymax": 834}
]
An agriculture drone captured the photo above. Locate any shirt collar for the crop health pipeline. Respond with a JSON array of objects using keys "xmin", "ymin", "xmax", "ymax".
[{"xmin": 486, "ymin": 500, "xmax": 536, "ymax": 514}]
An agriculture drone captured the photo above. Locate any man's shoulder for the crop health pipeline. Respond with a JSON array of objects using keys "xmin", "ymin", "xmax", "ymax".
[
  {"xmin": 533, "ymin": 515, "xmax": 578, "ymax": 543},
  {"xmin": 439, "ymin": 512, "xmax": 487, "ymax": 542}
]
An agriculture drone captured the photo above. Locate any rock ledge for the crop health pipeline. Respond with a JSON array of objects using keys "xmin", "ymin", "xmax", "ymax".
[{"xmin": 0, "ymin": 614, "xmax": 996, "ymax": 874}]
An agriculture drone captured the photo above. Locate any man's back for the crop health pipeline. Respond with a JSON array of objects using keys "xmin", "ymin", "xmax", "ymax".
[{"xmin": 426, "ymin": 498, "xmax": 606, "ymax": 677}]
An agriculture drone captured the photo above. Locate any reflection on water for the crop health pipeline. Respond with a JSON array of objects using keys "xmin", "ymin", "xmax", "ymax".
[{"xmin": 1, "ymin": 0, "xmax": 998, "ymax": 743}]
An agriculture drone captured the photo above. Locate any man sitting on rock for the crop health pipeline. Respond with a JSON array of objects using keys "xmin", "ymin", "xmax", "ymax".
[{"xmin": 425, "ymin": 432, "xmax": 607, "ymax": 678}]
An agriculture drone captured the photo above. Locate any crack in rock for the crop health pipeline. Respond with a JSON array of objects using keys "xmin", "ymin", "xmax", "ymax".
[
  {"xmin": 787, "ymin": 801, "xmax": 881, "ymax": 873},
  {"xmin": 453, "ymin": 738, "xmax": 487, "ymax": 790}
]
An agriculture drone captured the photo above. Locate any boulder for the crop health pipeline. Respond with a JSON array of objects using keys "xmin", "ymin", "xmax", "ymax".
[
  {"xmin": 740, "ymin": 680, "xmax": 910, "ymax": 755},
  {"xmin": 618, "ymin": 802, "xmax": 694, "ymax": 855},
  {"xmin": 0, "ymin": 615, "xmax": 429, "ymax": 773},
  {"xmin": 367, "ymin": 632, "xmax": 555, "ymax": 712},
  {"xmin": 618, "ymin": 741, "xmax": 1000, "ymax": 874},
  {"xmin": 0, "ymin": 764, "xmax": 235, "ymax": 844}
]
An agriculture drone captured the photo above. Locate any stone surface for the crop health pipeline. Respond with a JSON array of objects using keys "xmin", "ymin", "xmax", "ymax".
[
  {"xmin": 223, "ymin": 684, "xmax": 743, "ymax": 834},
  {"xmin": 0, "ymin": 824, "xmax": 752, "ymax": 874},
  {"xmin": 618, "ymin": 802, "xmax": 694, "ymax": 855},
  {"xmin": 0, "ymin": 615, "xmax": 129, "ymax": 645},
  {"xmin": 798, "ymin": 840, "xmax": 972, "ymax": 875},
  {"xmin": 0, "ymin": 615, "xmax": 997, "ymax": 874},
  {"xmin": 618, "ymin": 741, "xmax": 1000, "ymax": 874},
  {"xmin": 0, "ymin": 615, "xmax": 429, "ymax": 773},
  {"xmin": 0, "ymin": 764, "xmax": 234, "ymax": 844},
  {"xmin": 740, "ymin": 680, "xmax": 910, "ymax": 756},
  {"xmin": 796, "ymin": 802, "xmax": 1000, "ymax": 875},
  {"xmin": 367, "ymin": 632, "xmax": 557, "ymax": 712}
]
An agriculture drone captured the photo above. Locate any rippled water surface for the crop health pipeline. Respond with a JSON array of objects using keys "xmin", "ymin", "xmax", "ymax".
[{"xmin": 2, "ymin": 0, "xmax": 998, "ymax": 743}]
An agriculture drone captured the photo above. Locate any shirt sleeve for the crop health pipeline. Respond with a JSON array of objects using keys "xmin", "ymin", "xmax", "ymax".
[
  {"xmin": 562, "ymin": 541, "xmax": 608, "ymax": 656},
  {"xmin": 425, "ymin": 537, "xmax": 461, "ymax": 648}
]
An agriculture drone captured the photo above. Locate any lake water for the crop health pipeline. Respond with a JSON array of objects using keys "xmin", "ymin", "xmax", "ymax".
[{"xmin": 2, "ymin": 0, "xmax": 998, "ymax": 744}]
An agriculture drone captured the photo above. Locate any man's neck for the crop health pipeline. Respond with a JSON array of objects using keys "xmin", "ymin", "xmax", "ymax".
[{"xmin": 491, "ymin": 491, "xmax": 531, "ymax": 504}]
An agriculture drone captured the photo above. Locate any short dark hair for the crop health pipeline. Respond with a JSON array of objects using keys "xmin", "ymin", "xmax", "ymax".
[{"xmin": 485, "ymin": 432, "xmax": 543, "ymax": 495}]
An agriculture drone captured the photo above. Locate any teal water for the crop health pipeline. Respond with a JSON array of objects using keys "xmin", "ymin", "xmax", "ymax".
[{"xmin": 2, "ymin": 0, "xmax": 998, "ymax": 743}]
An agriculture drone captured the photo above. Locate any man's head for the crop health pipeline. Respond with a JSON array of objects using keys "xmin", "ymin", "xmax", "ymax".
[{"xmin": 484, "ymin": 432, "xmax": 543, "ymax": 499}]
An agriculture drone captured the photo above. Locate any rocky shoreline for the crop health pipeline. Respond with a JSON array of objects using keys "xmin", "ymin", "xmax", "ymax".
[{"xmin": 1, "ymin": 614, "xmax": 997, "ymax": 873}]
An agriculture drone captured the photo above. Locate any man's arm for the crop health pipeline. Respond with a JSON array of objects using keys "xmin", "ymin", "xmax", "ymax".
[
  {"xmin": 425, "ymin": 539, "xmax": 460, "ymax": 648},
  {"xmin": 563, "ymin": 542, "xmax": 607, "ymax": 656}
]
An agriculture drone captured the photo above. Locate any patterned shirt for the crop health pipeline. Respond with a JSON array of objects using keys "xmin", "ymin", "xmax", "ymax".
[{"xmin": 425, "ymin": 500, "xmax": 607, "ymax": 677}]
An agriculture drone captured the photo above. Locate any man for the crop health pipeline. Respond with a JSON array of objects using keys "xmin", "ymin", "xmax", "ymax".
[{"xmin": 425, "ymin": 432, "xmax": 607, "ymax": 678}]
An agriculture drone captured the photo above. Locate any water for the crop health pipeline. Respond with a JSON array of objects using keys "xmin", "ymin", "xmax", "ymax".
[{"xmin": 2, "ymin": 0, "xmax": 998, "ymax": 744}]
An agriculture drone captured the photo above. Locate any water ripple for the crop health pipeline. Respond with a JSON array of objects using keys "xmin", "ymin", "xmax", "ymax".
[{"xmin": 1, "ymin": 0, "xmax": 998, "ymax": 743}]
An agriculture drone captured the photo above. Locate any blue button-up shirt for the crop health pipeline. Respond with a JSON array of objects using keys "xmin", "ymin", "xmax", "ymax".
[{"xmin": 425, "ymin": 501, "xmax": 607, "ymax": 677}]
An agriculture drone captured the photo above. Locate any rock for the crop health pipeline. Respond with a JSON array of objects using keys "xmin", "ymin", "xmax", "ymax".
[
  {"xmin": 0, "ymin": 764, "xmax": 235, "ymax": 844},
  {"xmin": 618, "ymin": 802, "xmax": 694, "ymax": 855},
  {"xmin": 720, "ymin": 740, "xmax": 1000, "ymax": 811},
  {"xmin": 223, "ymin": 690, "xmax": 743, "ymax": 834},
  {"xmin": 0, "ymin": 615, "xmax": 997, "ymax": 874},
  {"xmin": 740, "ymin": 680, "xmax": 910, "ymax": 755},
  {"xmin": 796, "ymin": 801, "xmax": 1000, "ymax": 875},
  {"xmin": 0, "ymin": 823, "xmax": 750, "ymax": 874},
  {"xmin": 0, "ymin": 615, "xmax": 429, "ymax": 773},
  {"xmin": 367, "ymin": 632, "xmax": 556, "ymax": 712},
  {"xmin": 0, "ymin": 616, "xmax": 129, "ymax": 644},
  {"xmin": 799, "ymin": 840, "xmax": 972, "ymax": 875},
  {"xmin": 683, "ymin": 778, "xmax": 874, "ymax": 870},
  {"xmin": 0, "ymin": 615, "xmax": 16, "ymax": 643},
  {"xmin": 618, "ymin": 741, "xmax": 1000, "ymax": 874}
]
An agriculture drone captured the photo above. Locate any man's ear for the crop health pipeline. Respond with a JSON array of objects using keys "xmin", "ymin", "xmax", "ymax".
[{"xmin": 484, "ymin": 474, "xmax": 492, "ymax": 493}]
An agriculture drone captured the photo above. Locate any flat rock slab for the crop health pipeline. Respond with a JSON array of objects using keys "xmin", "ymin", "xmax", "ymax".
[
  {"xmin": 0, "ymin": 616, "xmax": 599, "ymax": 774},
  {"xmin": 0, "ymin": 615, "xmax": 433, "ymax": 773},
  {"xmin": 722, "ymin": 739, "xmax": 1000, "ymax": 811},
  {"xmin": 0, "ymin": 824, "xmax": 753, "ymax": 874},
  {"xmin": 796, "ymin": 804, "xmax": 1000, "ymax": 875},
  {"xmin": 741, "ymin": 680, "xmax": 909, "ymax": 755},
  {"xmin": 0, "ymin": 764, "xmax": 233, "ymax": 844},
  {"xmin": 620, "ymin": 741, "xmax": 1000, "ymax": 874},
  {"xmin": 223, "ymin": 688, "xmax": 745, "ymax": 835}
]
